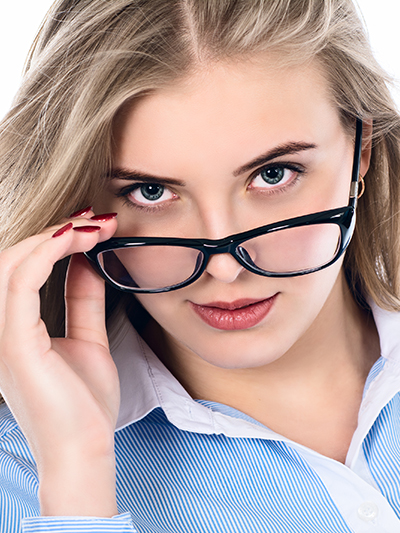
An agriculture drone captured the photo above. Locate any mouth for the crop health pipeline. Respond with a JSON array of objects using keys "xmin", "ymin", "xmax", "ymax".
[{"xmin": 189, "ymin": 294, "xmax": 278, "ymax": 331}]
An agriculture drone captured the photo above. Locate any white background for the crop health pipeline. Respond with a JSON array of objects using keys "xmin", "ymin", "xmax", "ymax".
[{"xmin": 0, "ymin": 0, "xmax": 399, "ymax": 120}]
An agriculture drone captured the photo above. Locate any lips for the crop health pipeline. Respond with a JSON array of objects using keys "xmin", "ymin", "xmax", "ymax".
[{"xmin": 190, "ymin": 295, "xmax": 278, "ymax": 331}]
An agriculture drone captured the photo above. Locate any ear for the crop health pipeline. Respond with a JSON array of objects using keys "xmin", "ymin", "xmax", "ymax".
[{"xmin": 360, "ymin": 119, "xmax": 373, "ymax": 177}]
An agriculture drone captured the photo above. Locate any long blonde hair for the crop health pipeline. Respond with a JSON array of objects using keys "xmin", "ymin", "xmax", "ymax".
[{"xmin": 1, "ymin": 0, "xmax": 400, "ymax": 337}]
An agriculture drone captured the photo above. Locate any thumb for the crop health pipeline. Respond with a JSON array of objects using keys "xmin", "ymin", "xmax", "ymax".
[{"xmin": 65, "ymin": 253, "xmax": 108, "ymax": 349}]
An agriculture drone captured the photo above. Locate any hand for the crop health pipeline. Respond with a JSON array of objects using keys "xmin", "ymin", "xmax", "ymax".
[{"xmin": 0, "ymin": 210, "xmax": 120, "ymax": 517}]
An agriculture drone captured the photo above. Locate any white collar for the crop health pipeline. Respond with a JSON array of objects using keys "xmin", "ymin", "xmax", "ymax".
[
  {"xmin": 112, "ymin": 318, "xmax": 219, "ymax": 433},
  {"xmin": 111, "ymin": 317, "xmax": 291, "ymax": 440},
  {"xmin": 346, "ymin": 302, "xmax": 400, "ymax": 465},
  {"xmin": 111, "ymin": 302, "xmax": 400, "ymax": 457}
]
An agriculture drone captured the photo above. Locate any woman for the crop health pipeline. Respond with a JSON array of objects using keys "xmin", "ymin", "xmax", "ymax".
[{"xmin": 0, "ymin": 0, "xmax": 400, "ymax": 531}]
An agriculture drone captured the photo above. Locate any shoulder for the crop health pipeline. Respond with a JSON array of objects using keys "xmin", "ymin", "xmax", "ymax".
[{"xmin": 0, "ymin": 403, "xmax": 39, "ymax": 527}]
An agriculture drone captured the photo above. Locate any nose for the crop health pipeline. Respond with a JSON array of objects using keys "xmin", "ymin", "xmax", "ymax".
[{"xmin": 204, "ymin": 253, "xmax": 244, "ymax": 283}]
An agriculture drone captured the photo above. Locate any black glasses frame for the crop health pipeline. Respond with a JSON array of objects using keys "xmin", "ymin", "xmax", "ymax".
[{"xmin": 84, "ymin": 119, "xmax": 363, "ymax": 293}]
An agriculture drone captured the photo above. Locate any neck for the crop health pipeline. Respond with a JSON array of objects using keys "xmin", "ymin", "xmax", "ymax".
[{"xmin": 143, "ymin": 273, "xmax": 380, "ymax": 462}]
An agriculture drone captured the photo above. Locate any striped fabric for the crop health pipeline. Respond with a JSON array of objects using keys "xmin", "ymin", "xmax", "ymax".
[
  {"xmin": 114, "ymin": 407, "xmax": 352, "ymax": 533},
  {"xmin": 21, "ymin": 515, "xmax": 134, "ymax": 533},
  {"xmin": 1, "ymin": 303, "xmax": 400, "ymax": 532}
]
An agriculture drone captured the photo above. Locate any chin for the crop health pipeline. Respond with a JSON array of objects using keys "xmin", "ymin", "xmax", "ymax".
[{"xmin": 180, "ymin": 327, "xmax": 295, "ymax": 370}]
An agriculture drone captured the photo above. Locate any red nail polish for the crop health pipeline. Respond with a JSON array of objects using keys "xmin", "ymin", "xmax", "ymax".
[
  {"xmin": 73, "ymin": 225, "xmax": 101, "ymax": 233},
  {"xmin": 69, "ymin": 206, "xmax": 93, "ymax": 218},
  {"xmin": 90, "ymin": 213, "xmax": 118, "ymax": 222},
  {"xmin": 52, "ymin": 222, "xmax": 73, "ymax": 238}
]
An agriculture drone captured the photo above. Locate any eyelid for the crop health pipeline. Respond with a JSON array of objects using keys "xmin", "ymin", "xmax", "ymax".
[
  {"xmin": 250, "ymin": 161, "xmax": 305, "ymax": 177},
  {"xmin": 115, "ymin": 181, "xmax": 178, "ymax": 210},
  {"xmin": 248, "ymin": 161, "xmax": 305, "ymax": 184},
  {"xmin": 115, "ymin": 182, "xmax": 136, "ymax": 196},
  {"xmin": 116, "ymin": 181, "xmax": 173, "ymax": 197},
  {"xmin": 246, "ymin": 163, "xmax": 306, "ymax": 198}
]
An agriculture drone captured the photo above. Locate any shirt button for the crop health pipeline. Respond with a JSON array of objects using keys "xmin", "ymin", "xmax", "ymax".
[{"xmin": 357, "ymin": 502, "xmax": 379, "ymax": 522}]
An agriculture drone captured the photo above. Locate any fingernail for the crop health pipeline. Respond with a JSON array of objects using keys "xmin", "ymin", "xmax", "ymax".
[
  {"xmin": 90, "ymin": 212, "xmax": 118, "ymax": 222},
  {"xmin": 69, "ymin": 206, "xmax": 93, "ymax": 218},
  {"xmin": 73, "ymin": 225, "xmax": 101, "ymax": 233},
  {"xmin": 52, "ymin": 222, "xmax": 73, "ymax": 238}
]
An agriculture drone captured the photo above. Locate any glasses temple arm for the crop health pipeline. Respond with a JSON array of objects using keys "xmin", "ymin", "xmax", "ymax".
[{"xmin": 349, "ymin": 118, "xmax": 363, "ymax": 206}]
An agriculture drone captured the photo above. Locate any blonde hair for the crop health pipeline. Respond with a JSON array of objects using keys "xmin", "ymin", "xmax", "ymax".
[{"xmin": 1, "ymin": 0, "xmax": 400, "ymax": 337}]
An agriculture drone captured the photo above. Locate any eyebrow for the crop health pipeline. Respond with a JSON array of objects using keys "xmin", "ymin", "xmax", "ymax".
[
  {"xmin": 108, "ymin": 141, "xmax": 317, "ymax": 184},
  {"xmin": 233, "ymin": 141, "xmax": 317, "ymax": 177},
  {"xmin": 107, "ymin": 169, "xmax": 186, "ymax": 187}
]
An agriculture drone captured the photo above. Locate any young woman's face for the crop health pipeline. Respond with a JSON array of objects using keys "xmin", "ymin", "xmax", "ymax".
[{"xmin": 94, "ymin": 58, "xmax": 370, "ymax": 368}]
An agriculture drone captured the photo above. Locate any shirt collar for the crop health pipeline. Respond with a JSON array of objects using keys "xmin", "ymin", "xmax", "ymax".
[
  {"xmin": 369, "ymin": 300, "xmax": 400, "ymax": 361},
  {"xmin": 111, "ymin": 302, "xmax": 400, "ymax": 444},
  {"xmin": 112, "ymin": 318, "xmax": 217, "ymax": 433},
  {"xmin": 111, "ymin": 317, "xmax": 284, "ymax": 439},
  {"xmin": 345, "ymin": 301, "xmax": 400, "ymax": 465}
]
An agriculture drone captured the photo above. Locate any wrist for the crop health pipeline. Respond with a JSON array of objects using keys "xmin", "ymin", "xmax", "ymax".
[{"xmin": 38, "ymin": 452, "xmax": 118, "ymax": 517}]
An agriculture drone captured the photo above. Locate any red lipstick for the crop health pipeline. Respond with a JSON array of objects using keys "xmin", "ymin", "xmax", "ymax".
[{"xmin": 190, "ymin": 295, "xmax": 277, "ymax": 330}]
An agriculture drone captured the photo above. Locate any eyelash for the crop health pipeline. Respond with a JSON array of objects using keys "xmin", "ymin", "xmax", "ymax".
[
  {"xmin": 248, "ymin": 162, "xmax": 305, "ymax": 195},
  {"xmin": 115, "ymin": 163, "xmax": 305, "ymax": 211},
  {"xmin": 115, "ymin": 184, "xmax": 176, "ymax": 212}
]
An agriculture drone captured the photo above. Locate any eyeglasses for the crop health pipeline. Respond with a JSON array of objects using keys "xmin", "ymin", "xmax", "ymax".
[{"xmin": 84, "ymin": 119, "xmax": 363, "ymax": 293}]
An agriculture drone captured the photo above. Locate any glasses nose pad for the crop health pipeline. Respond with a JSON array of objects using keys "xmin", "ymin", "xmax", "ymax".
[
  {"xmin": 194, "ymin": 251, "xmax": 203, "ymax": 273},
  {"xmin": 236, "ymin": 245, "xmax": 257, "ymax": 267}
]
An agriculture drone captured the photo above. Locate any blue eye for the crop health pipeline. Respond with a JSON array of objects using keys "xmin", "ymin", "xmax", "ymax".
[
  {"xmin": 249, "ymin": 164, "xmax": 303, "ymax": 192},
  {"xmin": 120, "ymin": 182, "xmax": 177, "ymax": 208},
  {"xmin": 140, "ymin": 184, "xmax": 164, "ymax": 201},
  {"xmin": 260, "ymin": 167, "xmax": 285, "ymax": 185}
]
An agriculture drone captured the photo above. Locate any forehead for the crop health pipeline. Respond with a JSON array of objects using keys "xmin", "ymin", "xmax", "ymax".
[{"xmin": 113, "ymin": 58, "xmax": 341, "ymax": 170}]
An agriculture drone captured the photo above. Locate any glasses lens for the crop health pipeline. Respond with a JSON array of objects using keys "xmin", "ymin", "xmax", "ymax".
[
  {"xmin": 237, "ymin": 223, "xmax": 341, "ymax": 274},
  {"xmin": 98, "ymin": 245, "xmax": 204, "ymax": 291}
]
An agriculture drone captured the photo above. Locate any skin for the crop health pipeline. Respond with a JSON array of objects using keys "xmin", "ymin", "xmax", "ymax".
[
  {"xmin": 95, "ymin": 58, "xmax": 378, "ymax": 459},
  {"xmin": 0, "ymin": 56, "xmax": 378, "ymax": 517},
  {"xmin": 0, "ymin": 221, "xmax": 119, "ymax": 516}
]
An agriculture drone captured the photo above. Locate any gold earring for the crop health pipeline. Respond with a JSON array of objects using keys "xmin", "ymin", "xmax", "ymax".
[{"xmin": 357, "ymin": 175, "xmax": 365, "ymax": 199}]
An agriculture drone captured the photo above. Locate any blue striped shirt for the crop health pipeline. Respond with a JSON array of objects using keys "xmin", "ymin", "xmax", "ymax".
[{"xmin": 1, "ymin": 303, "xmax": 400, "ymax": 532}]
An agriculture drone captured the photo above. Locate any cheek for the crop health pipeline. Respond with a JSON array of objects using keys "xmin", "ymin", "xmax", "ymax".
[
  {"xmin": 135, "ymin": 292, "xmax": 188, "ymax": 334},
  {"xmin": 275, "ymin": 256, "xmax": 345, "ymax": 337},
  {"xmin": 281, "ymin": 256, "xmax": 343, "ymax": 299},
  {"xmin": 278, "ymin": 261, "xmax": 343, "ymax": 330}
]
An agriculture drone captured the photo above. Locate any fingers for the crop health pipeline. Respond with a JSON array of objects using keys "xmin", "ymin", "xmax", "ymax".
[
  {"xmin": 0, "ymin": 232, "xmax": 56, "ymax": 332},
  {"xmin": 65, "ymin": 253, "xmax": 109, "ymax": 348},
  {"xmin": 0, "ymin": 211, "xmax": 122, "ymax": 489},
  {"xmin": 63, "ymin": 209, "xmax": 119, "ymax": 346},
  {"xmin": 0, "ymin": 214, "xmax": 118, "ymax": 345}
]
